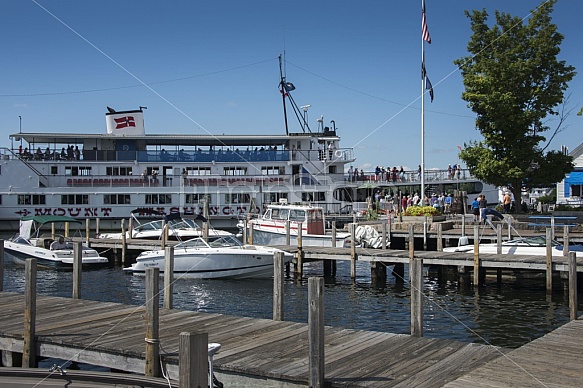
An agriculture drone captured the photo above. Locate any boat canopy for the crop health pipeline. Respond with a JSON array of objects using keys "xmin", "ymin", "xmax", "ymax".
[{"xmin": 19, "ymin": 215, "xmax": 81, "ymax": 240}]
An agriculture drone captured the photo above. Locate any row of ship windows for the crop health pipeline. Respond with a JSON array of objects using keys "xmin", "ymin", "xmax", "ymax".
[
  {"xmin": 13, "ymin": 192, "xmax": 326, "ymax": 206},
  {"xmin": 58, "ymin": 166, "xmax": 285, "ymax": 176}
]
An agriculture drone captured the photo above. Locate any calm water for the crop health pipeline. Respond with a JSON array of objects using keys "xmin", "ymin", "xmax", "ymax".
[{"xmin": 2, "ymin": 260, "xmax": 579, "ymax": 349}]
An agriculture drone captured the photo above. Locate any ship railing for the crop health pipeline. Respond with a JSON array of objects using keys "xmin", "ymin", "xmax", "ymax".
[
  {"xmin": 44, "ymin": 172, "xmax": 346, "ymax": 189},
  {"xmin": 291, "ymin": 148, "xmax": 354, "ymax": 163},
  {"xmin": 349, "ymin": 168, "xmax": 472, "ymax": 183}
]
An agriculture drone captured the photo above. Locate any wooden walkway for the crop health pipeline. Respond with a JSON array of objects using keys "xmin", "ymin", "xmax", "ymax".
[
  {"xmin": 273, "ymin": 246, "xmax": 583, "ymax": 273},
  {"xmin": 0, "ymin": 291, "xmax": 507, "ymax": 387},
  {"xmin": 444, "ymin": 317, "xmax": 583, "ymax": 387}
]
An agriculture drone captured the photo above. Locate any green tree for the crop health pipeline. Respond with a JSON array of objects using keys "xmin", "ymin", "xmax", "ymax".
[{"xmin": 454, "ymin": 0, "xmax": 575, "ymax": 212}]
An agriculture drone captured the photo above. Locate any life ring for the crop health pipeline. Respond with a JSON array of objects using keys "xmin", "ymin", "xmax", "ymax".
[
  {"xmin": 122, "ymin": 145, "xmax": 129, "ymax": 151},
  {"xmin": 334, "ymin": 149, "xmax": 343, "ymax": 158}
]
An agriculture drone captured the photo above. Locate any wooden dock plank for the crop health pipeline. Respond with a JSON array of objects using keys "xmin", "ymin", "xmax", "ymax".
[
  {"xmin": 2, "ymin": 292, "xmax": 582, "ymax": 387},
  {"xmin": 444, "ymin": 319, "xmax": 583, "ymax": 388}
]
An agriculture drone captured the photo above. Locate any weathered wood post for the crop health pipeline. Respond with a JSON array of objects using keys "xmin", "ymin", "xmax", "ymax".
[
  {"xmin": 331, "ymin": 221, "xmax": 336, "ymax": 247},
  {"xmin": 51, "ymin": 223, "xmax": 55, "ymax": 240},
  {"xmin": 563, "ymin": 226, "xmax": 570, "ymax": 257},
  {"xmin": 203, "ymin": 222, "xmax": 209, "ymax": 242},
  {"xmin": 461, "ymin": 214, "xmax": 465, "ymax": 237},
  {"xmin": 308, "ymin": 277, "xmax": 325, "ymax": 388},
  {"xmin": 145, "ymin": 268, "xmax": 160, "ymax": 377},
  {"xmin": 546, "ymin": 228, "xmax": 553, "ymax": 293},
  {"xmin": 473, "ymin": 225, "xmax": 480, "ymax": 287},
  {"xmin": 296, "ymin": 222, "xmax": 304, "ymax": 278},
  {"xmin": 285, "ymin": 220, "xmax": 291, "ymax": 246},
  {"xmin": 85, "ymin": 218, "xmax": 90, "ymax": 246},
  {"xmin": 436, "ymin": 223, "xmax": 443, "ymax": 252},
  {"xmin": 95, "ymin": 217, "xmax": 100, "ymax": 237},
  {"xmin": 72, "ymin": 241, "xmax": 82, "ymax": 299},
  {"xmin": 0, "ymin": 240, "xmax": 4, "ymax": 291},
  {"xmin": 408, "ymin": 224, "xmax": 415, "ymax": 280},
  {"xmin": 273, "ymin": 251, "xmax": 284, "ymax": 321},
  {"xmin": 164, "ymin": 246, "xmax": 174, "ymax": 309},
  {"xmin": 120, "ymin": 218, "xmax": 126, "ymax": 267},
  {"xmin": 496, "ymin": 223, "xmax": 503, "ymax": 284},
  {"xmin": 410, "ymin": 256, "xmax": 423, "ymax": 337},
  {"xmin": 161, "ymin": 221, "xmax": 167, "ymax": 249},
  {"xmin": 568, "ymin": 252, "xmax": 578, "ymax": 321},
  {"xmin": 23, "ymin": 258, "xmax": 37, "ymax": 368},
  {"xmin": 248, "ymin": 220, "xmax": 254, "ymax": 245},
  {"xmin": 350, "ymin": 223, "xmax": 357, "ymax": 280},
  {"xmin": 382, "ymin": 222, "xmax": 388, "ymax": 250},
  {"xmin": 496, "ymin": 224, "xmax": 502, "ymax": 254},
  {"xmin": 179, "ymin": 332, "xmax": 208, "ymax": 388},
  {"xmin": 65, "ymin": 222, "xmax": 69, "ymax": 238},
  {"xmin": 423, "ymin": 215, "xmax": 428, "ymax": 251},
  {"xmin": 242, "ymin": 217, "xmax": 247, "ymax": 246}
]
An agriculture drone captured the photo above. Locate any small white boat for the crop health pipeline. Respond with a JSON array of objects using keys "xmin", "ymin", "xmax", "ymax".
[
  {"xmin": 98, "ymin": 209, "xmax": 233, "ymax": 240},
  {"xmin": 3, "ymin": 216, "xmax": 109, "ymax": 269},
  {"xmin": 124, "ymin": 235, "xmax": 293, "ymax": 279},
  {"xmin": 443, "ymin": 235, "xmax": 583, "ymax": 257},
  {"xmin": 246, "ymin": 200, "xmax": 351, "ymax": 247}
]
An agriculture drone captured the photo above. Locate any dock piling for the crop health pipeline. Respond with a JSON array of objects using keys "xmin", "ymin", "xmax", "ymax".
[
  {"xmin": 308, "ymin": 277, "xmax": 325, "ymax": 388},
  {"xmin": 23, "ymin": 258, "xmax": 37, "ymax": 368},
  {"xmin": 145, "ymin": 268, "xmax": 160, "ymax": 378},
  {"xmin": 72, "ymin": 242, "xmax": 82, "ymax": 299},
  {"xmin": 569, "ymin": 252, "xmax": 578, "ymax": 320},
  {"xmin": 164, "ymin": 246, "xmax": 174, "ymax": 309},
  {"xmin": 546, "ymin": 228, "xmax": 553, "ymax": 293},
  {"xmin": 179, "ymin": 332, "xmax": 208, "ymax": 388},
  {"xmin": 273, "ymin": 251, "xmax": 284, "ymax": 321}
]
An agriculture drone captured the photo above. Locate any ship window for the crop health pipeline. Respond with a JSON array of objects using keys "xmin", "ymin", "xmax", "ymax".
[
  {"xmin": 263, "ymin": 192, "xmax": 287, "ymax": 203},
  {"xmin": 51, "ymin": 166, "xmax": 58, "ymax": 175},
  {"xmin": 572, "ymin": 185, "xmax": 582, "ymax": 197},
  {"xmin": 302, "ymin": 192, "xmax": 325, "ymax": 202},
  {"xmin": 261, "ymin": 166, "xmax": 285, "ymax": 175},
  {"xmin": 223, "ymin": 167, "xmax": 247, "ymax": 176},
  {"xmin": 104, "ymin": 194, "xmax": 130, "ymax": 204},
  {"xmin": 106, "ymin": 166, "xmax": 132, "ymax": 176},
  {"xmin": 146, "ymin": 194, "xmax": 172, "ymax": 204},
  {"xmin": 188, "ymin": 167, "xmax": 211, "ymax": 176},
  {"xmin": 18, "ymin": 194, "xmax": 46, "ymax": 205},
  {"xmin": 64, "ymin": 166, "xmax": 91, "ymax": 176},
  {"xmin": 225, "ymin": 193, "xmax": 250, "ymax": 203},
  {"xmin": 185, "ymin": 194, "xmax": 211, "ymax": 204},
  {"xmin": 61, "ymin": 194, "xmax": 89, "ymax": 205},
  {"xmin": 289, "ymin": 210, "xmax": 305, "ymax": 222}
]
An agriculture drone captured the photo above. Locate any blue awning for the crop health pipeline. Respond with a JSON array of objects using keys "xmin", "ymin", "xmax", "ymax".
[{"xmin": 565, "ymin": 172, "xmax": 583, "ymax": 185}]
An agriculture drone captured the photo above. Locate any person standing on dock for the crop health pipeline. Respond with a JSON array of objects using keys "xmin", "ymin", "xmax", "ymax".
[{"xmin": 472, "ymin": 197, "xmax": 480, "ymax": 221}]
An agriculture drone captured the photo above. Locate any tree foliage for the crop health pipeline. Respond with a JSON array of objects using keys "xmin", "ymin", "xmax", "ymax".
[{"xmin": 454, "ymin": 0, "xmax": 575, "ymax": 210}]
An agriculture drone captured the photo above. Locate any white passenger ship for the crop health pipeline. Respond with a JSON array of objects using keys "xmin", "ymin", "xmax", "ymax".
[{"xmin": 0, "ymin": 106, "xmax": 357, "ymax": 231}]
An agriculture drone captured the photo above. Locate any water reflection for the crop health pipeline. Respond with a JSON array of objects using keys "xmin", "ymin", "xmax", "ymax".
[{"xmin": 2, "ymin": 260, "xmax": 580, "ymax": 349}]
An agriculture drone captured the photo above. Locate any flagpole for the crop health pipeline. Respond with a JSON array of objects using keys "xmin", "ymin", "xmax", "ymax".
[
  {"xmin": 421, "ymin": 0, "xmax": 426, "ymax": 205},
  {"xmin": 421, "ymin": 0, "xmax": 427, "ymax": 249}
]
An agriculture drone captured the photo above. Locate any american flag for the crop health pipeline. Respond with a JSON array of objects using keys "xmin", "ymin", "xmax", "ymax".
[{"xmin": 422, "ymin": 4, "xmax": 431, "ymax": 44}]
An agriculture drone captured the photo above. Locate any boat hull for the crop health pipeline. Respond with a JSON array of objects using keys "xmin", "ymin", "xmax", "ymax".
[
  {"xmin": 125, "ymin": 248, "xmax": 292, "ymax": 279},
  {"xmin": 3, "ymin": 241, "xmax": 110, "ymax": 269}
]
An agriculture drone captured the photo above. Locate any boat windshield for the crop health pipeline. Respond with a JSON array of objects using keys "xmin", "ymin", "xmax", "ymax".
[
  {"xmin": 169, "ymin": 218, "xmax": 199, "ymax": 229},
  {"xmin": 176, "ymin": 235, "xmax": 242, "ymax": 249},
  {"xmin": 208, "ymin": 235, "xmax": 243, "ymax": 248},
  {"xmin": 12, "ymin": 236, "xmax": 32, "ymax": 245},
  {"xmin": 504, "ymin": 236, "xmax": 560, "ymax": 247}
]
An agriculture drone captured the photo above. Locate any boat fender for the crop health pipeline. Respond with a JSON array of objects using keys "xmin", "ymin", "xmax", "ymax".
[
  {"xmin": 458, "ymin": 236, "xmax": 469, "ymax": 246},
  {"xmin": 335, "ymin": 149, "xmax": 343, "ymax": 158}
]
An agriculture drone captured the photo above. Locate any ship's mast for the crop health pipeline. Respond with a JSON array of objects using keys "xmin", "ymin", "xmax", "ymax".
[{"xmin": 279, "ymin": 55, "xmax": 289, "ymax": 135}]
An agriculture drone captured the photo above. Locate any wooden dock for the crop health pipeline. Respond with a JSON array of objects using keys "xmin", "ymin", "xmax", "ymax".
[{"xmin": 0, "ymin": 291, "xmax": 506, "ymax": 387}]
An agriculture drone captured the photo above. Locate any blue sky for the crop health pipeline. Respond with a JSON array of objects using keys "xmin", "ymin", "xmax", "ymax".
[{"xmin": 0, "ymin": 0, "xmax": 581, "ymax": 173}]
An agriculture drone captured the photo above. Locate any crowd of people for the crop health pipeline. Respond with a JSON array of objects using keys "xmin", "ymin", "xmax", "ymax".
[
  {"xmin": 372, "ymin": 190, "xmax": 457, "ymax": 214},
  {"xmin": 18, "ymin": 145, "xmax": 81, "ymax": 161}
]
